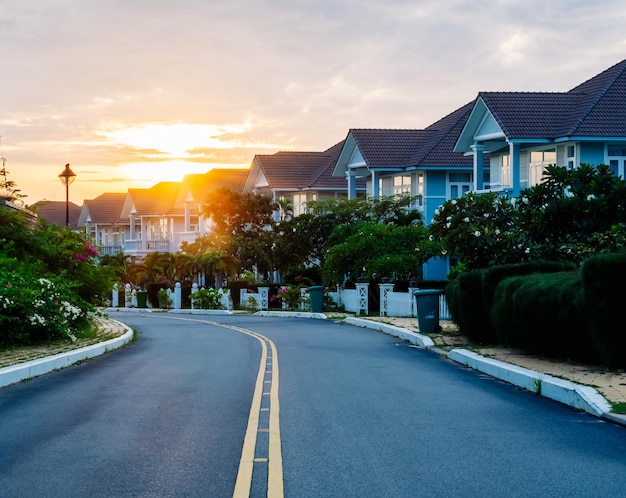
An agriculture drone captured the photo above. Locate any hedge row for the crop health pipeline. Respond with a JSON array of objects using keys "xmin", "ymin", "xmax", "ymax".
[{"xmin": 446, "ymin": 254, "xmax": 626, "ymax": 368}]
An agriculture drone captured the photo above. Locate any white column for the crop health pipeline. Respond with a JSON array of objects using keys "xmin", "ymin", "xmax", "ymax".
[
  {"xmin": 509, "ymin": 141, "xmax": 521, "ymax": 196},
  {"xmin": 371, "ymin": 171, "xmax": 380, "ymax": 197},
  {"xmin": 174, "ymin": 282, "xmax": 182, "ymax": 309},
  {"xmin": 471, "ymin": 143, "xmax": 485, "ymax": 191},
  {"xmin": 112, "ymin": 283, "xmax": 119, "ymax": 307},
  {"xmin": 258, "ymin": 286, "xmax": 269, "ymax": 311},
  {"xmin": 347, "ymin": 170, "xmax": 357, "ymax": 200}
]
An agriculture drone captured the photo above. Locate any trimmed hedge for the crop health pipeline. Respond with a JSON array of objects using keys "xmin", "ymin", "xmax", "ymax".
[
  {"xmin": 581, "ymin": 252, "xmax": 626, "ymax": 368},
  {"xmin": 491, "ymin": 271, "xmax": 591, "ymax": 362},
  {"xmin": 445, "ymin": 269, "xmax": 487, "ymax": 343}
]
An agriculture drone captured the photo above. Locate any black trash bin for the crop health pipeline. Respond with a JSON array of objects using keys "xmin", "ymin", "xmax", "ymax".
[
  {"xmin": 308, "ymin": 286, "xmax": 325, "ymax": 313},
  {"xmin": 413, "ymin": 289, "xmax": 442, "ymax": 333}
]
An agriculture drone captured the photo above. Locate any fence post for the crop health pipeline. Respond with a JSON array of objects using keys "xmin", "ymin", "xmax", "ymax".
[
  {"xmin": 408, "ymin": 283, "xmax": 419, "ymax": 317},
  {"xmin": 131, "ymin": 288, "xmax": 138, "ymax": 308},
  {"xmin": 356, "ymin": 282, "xmax": 369, "ymax": 316},
  {"xmin": 379, "ymin": 282, "xmax": 394, "ymax": 317},
  {"xmin": 112, "ymin": 283, "xmax": 119, "ymax": 307},
  {"xmin": 125, "ymin": 283, "xmax": 132, "ymax": 308},
  {"xmin": 191, "ymin": 282, "xmax": 198, "ymax": 309},
  {"xmin": 174, "ymin": 282, "xmax": 182, "ymax": 309},
  {"xmin": 258, "ymin": 286, "xmax": 269, "ymax": 311}
]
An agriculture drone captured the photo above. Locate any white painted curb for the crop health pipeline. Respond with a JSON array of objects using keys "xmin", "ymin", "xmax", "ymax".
[
  {"xmin": 447, "ymin": 348, "xmax": 612, "ymax": 417},
  {"xmin": 255, "ymin": 310, "xmax": 327, "ymax": 320},
  {"xmin": 0, "ymin": 319, "xmax": 134, "ymax": 389},
  {"xmin": 344, "ymin": 317, "xmax": 434, "ymax": 348}
]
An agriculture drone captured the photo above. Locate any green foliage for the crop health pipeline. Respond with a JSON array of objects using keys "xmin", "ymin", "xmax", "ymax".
[
  {"xmin": 581, "ymin": 252, "xmax": 626, "ymax": 368},
  {"xmin": 191, "ymin": 287, "xmax": 225, "ymax": 310},
  {"xmin": 0, "ymin": 258, "xmax": 91, "ymax": 346},
  {"xmin": 491, "ymin": 272, "xmax": 589, "ymax": 361},
  {"xmin": 431, "ymin": 165, "xmax": 626, "ymax": 269},
  {"xmin": 444, "ymin": 269, "xmax": 488, "ymax": 343},
  {"xmin": 322, "ymin": 221, "xmax": 440, "ymax": 284}
]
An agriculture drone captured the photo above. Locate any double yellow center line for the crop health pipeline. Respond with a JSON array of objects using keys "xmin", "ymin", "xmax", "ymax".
[{"xmin": 157, "ymin": 316, "xmax": 283, "ymax": 497}]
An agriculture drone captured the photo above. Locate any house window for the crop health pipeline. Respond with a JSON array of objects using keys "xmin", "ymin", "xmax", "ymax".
[
  {"xmin": 501, "ymin": 155, "xmax": 511, "ymax": 188},
  {"xmin": 393, "ymin": 175, "xmax": 411, "ymax": 196},
  {"xmin": 529, "ymin": 149, "xmax": 556, "ymax": 186},
  {"xmin": 607, "ymin": 144, "xmax": 626, "ymax": 178},
  {"xmin": 293, "ymin": 193, "xmax": 308, "ymax": 217},
  {"xmin": 566, "ymin": 145, "xmax": 576, "ymax": 170},
  {"xmin": 448, "ymin": 172, "xmax": 472, "ymax": 199},
  {"xmin": 415, "ymin": 173, "xmax": 424, "ymax": 210}
]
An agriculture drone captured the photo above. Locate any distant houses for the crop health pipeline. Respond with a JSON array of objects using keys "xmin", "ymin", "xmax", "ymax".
[{"xmin": 29, "ymin": 59, "xmax": 626, "ymax": 276}]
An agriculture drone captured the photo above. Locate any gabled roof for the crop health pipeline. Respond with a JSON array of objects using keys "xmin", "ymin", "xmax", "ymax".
[
  {"xmin": 410, "ymin": 102, "xmax": 477, "ymax": 167},
  {"xmin": 247, "ymin": 140, "xmax": 363, "ymax": 191},
  {"xmin": 456, "ymin": 59, "xmax": 626, "ymax": 151},
  {"xmin": 30, "ymin": 200, "xmax": 81, "ymax": 229},
  {"xmin": 81, "ymin": 192, "xmax": 127, "ymax": 224},
  {"xmin": 175, "ymin": 168, "xmax": 249, "ymax": 206},
  {"xmin": 348, "ymin": 129, "xmax": 435, "ymax": 169},
  {"xmin": 125, "ymin": 182, "xmax": 182, "ymax": 216}
]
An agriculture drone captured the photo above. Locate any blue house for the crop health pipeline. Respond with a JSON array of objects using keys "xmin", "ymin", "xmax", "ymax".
[
  {"xmin": 333, "ymin": 102, "xmax": 489, "ymax": 227},
  {"xmin": 455, "ymin": 59, "xmax": 626, "ymax": 195}
]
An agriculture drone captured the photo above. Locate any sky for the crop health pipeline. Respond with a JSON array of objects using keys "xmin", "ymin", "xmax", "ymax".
[{"xmin": 1, "ymin": 0, "xmax": 626, "ymax": 206}]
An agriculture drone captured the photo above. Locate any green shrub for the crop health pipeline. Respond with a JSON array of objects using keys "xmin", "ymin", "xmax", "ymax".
[
  {"xmin": 445, "ymin": 269, "xmax": 489, "ymax": 343},
  {"xmin": 581, "ymin": 252, "xmax": 626, "ymax": 368},
  {"xmin": 0, "ymin": 259, "xmax": 91, "ymax": 346},
  {"xmin": 493, "ymin": 271, "xmax": 589, "ymax": 361},
  {"xmin": 192, "ymin": 287, "xmax": 225, "ymax": 309}
]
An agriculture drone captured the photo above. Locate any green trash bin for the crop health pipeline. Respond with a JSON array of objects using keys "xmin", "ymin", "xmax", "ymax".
[
  {"xmin": 308, "ymin": 285, "xmax": 325, "ymax": 313},
  {"xmin": 413, "ymin": 289, "xmax": 442, "ymax": 333},
  {"xmin": 136, "ymin": 290, "xmax": 147, "ymax": 308}
]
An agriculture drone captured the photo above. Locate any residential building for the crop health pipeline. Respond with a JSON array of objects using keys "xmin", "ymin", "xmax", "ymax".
[
  {"xmin": 455, "ymin": 59, "xmax": 626, "ymax": 195},
  {"xmin": 333, "ymin": 102, "xmax": 486, "ymax": 227},
  {"xmin": 243, "ymin": 141, "xmax": 366, "ymax": 217},
  {"xmin": 30, "ymin": 200, "xmax": 80, "ymax": 229}
]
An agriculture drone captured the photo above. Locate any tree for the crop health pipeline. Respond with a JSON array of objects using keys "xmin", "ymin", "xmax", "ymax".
[{"xmin": 322, "ymin": 221, "xmax": 441, "ymax": 284}]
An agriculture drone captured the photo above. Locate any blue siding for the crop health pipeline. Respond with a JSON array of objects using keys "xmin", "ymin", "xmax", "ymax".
[
  {"xmin": 424, "ymin": 170, "xmax": 448, "ymax": 225},
  {"xmin": 580, "ymin": 142, "xmax": 605, "ymax": 165}
]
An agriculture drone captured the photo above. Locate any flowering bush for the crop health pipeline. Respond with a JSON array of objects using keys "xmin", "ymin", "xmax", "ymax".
[
  {"xmin": 0, "ymin": 260, "xmax": 91, "ymax": 346},
  {"xmin": 275, "ymin": 285, "xmax": 304, "ymax": 310},
  {"xmin": 192, "ymin": 287, "xmax": 225, "ymax": 309}
]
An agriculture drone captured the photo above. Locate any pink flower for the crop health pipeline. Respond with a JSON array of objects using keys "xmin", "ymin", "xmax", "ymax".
[{"xmin": 73, "ymin": 253, "xmax": 86, "ymax": 262}]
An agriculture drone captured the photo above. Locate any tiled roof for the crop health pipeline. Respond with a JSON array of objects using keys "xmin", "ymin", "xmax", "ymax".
[
  {"xmin": 478, "ymin": 92, "xmax": 584, "ymax": 139},
  {"xmin": 128, "ymin": 182, "xmax": 182, "ymax": 215},
  {"xmin": 349, "ymin": 129, "xmax": 435, "ymax": 169},
  {"xmin": 478, "ymin": 59, "xmax": 626, "ymax": 140},
  {"xmin": 83, "ymin": 192, "xmax": 127, "ymax": 223},
  {"xmin": 30, "ymin": 200, "xmax": 81, "ymax": 229},
  {"xmin": 254, "ymin": 141, "xmax": 363, "ymax": 190},
  {"xmin": 177, "ymin": 168, "xmax": 249, "ymax": 205},
  {"xmin": 411, "ymin": 102, "xmax": 477, "ymax": 167}
]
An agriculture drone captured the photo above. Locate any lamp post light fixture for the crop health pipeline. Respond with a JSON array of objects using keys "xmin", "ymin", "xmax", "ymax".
[{"xmin": 58, "ymin": 163, "xmax": 76, "ymax": 227}]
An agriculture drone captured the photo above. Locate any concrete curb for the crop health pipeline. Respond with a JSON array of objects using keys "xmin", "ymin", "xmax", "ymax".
[
  {"xmin": 0, "ymin": 319, "xmax": 134, "ymax": 389},
  {"xmin": 346, "ymin": 318, "xmax": 625, "ymax": 425},
  {"xmin": 255, "ymin": 310, "xmax": 327, "ymax": 320},
  {"xmin": 343, "ymin": 317, "xmax": 435, "ymax": 349}
]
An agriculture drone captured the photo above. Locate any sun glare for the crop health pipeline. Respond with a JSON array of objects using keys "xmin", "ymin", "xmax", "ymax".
[{"xmin": 101, "ymin": 122, "xmax": 253, "ymax": 157}]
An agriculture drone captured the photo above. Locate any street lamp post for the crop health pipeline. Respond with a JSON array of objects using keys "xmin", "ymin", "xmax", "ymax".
[{"xmin": 58, "ymin": 163, "xmax": 76, "ymax": 228}]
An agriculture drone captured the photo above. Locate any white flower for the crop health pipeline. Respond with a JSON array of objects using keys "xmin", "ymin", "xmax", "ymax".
[
  {"xmin": 495, "ymin": 229, "xmax": 501, "ymax": 235},
  {"xmin": 522, "ymin": 196, "xmax": 529, "ymax": 204},
  {"xmin": 510, "ymin": 197, "xmax": 517, "ymax": 206},
  {"xmin": 446, "ymin": 216, "xmax": 452, "ymax": 222},
  {"xmin": 564, "ymin": 189, "xmax": 575, "ymax": 198},
  {"xmin": 587, "ymin": 194, "xmax": 596, "ymax": 201},
  {"xmin": 463, "ymin": 217, "xmax": 470, "ymax": 223},
  {"xmin": 446, "ymin": 222, "xmax": 451, "ymax": 229},
  {"xmin": 525, "ymin": 247, "xmax": 530, "ymax": 254},
  {"xmin": 434, "ymin": 209, "xmax": 440, "ymax": 216},
  {"xmin": 483, "ymin": 213, "xmax": 489, "ymax": 218},
  {"xmin": 451, "ymin": 199, "xmax": 457, "ymax": 205},
  {"xmin": 474, "ymin": 231, "xmax": 481, "ymax": 237}
]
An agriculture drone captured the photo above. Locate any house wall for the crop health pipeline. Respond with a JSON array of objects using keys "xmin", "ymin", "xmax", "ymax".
[
  {"xmin": 424, "ymin": 170, "xmax": 447, "ymax": 224},
  {"xmin": 580, "ymin": 142, "xmax": 606, "ymax": 166}
]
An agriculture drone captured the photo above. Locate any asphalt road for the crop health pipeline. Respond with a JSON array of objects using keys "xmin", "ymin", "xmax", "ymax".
[{"xmin": 2, "ymin": 312, "xmax": 626, "ymax": 497}]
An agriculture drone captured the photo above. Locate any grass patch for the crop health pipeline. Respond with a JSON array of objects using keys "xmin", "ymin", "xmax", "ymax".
[{"xmin": 611, "ymin": 402, "xmax": 626, "ymax": 415}]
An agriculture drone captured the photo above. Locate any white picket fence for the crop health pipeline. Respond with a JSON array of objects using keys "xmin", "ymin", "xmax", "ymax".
[{"xmin": 111, "ymin": 282, "xmax": 450, "ymax": 319}]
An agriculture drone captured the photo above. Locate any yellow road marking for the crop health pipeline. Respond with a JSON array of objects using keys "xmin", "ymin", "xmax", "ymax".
[{"xmin": 146, "ymin": 315, "xmax": 283, "ymax": 498}]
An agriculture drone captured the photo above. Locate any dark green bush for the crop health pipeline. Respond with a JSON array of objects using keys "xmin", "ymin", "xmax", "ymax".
[
  {"xmin": 581, "ymin": 252, "xmax": 626, "ymax": 368},
  {"xmin": 445, "ymin": 269, "xmax": 488, "ymax": 343},
  {"xmin": 492, "ymin": 271, "xmax": 590, "ymax": 362}
]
